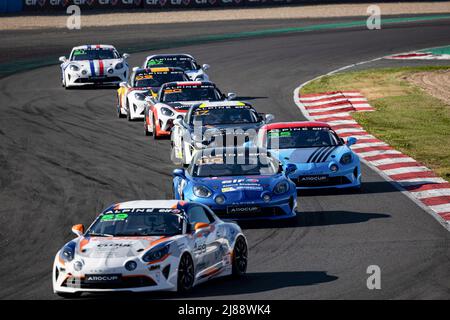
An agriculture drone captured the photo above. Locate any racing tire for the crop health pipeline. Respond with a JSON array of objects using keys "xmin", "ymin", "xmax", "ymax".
[
  {"xmin": 231, "ymin": 236, "xmax": 248, "ymax": 278},
  {"xmin": 127, "ymin": 101, "xmax": 133, "ymax": 121},
  {"xmin": 117, "ymin": 99, "xmax": 126, "ymax": 119},
  {"xmin": 144, "ymin": 117, "xmax": 152, "ymax": 136},
  {"xmin": 55, "ymin": 292, "xmax": 82, "ymax": 299},
  {"xmin": 152, "ymin": 114, "xmax": 161, "ymax": 140},
  {"xmin": 177, "ymin": 253, "xmax": 195, "ymax": 293}
]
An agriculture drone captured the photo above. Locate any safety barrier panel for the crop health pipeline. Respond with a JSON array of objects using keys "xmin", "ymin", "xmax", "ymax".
[{"xmin": 0, "ymin": 0, "xmax": 23, "ymax": 13}]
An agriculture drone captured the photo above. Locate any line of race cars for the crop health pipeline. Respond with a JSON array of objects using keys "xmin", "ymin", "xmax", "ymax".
[{"xmin": 54, "ymin": 45, "xmax": 361, "ymax": 297}]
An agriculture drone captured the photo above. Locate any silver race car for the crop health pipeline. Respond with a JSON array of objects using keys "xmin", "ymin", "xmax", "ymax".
[{"xmin": 143, "ymin": 54, "xmax": 210, "ymax": 81}]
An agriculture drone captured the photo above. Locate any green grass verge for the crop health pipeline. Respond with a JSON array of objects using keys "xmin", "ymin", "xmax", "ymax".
[{"xmin": 301, "ymin": 66, "xmax": 450, "ymax": 180}]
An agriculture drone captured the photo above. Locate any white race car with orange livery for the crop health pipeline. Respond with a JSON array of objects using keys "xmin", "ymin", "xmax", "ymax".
[
  {"xmin": 143, "ymin": 81, "xmax": 236, "ymax": 139},
  {"xmin": 117, "ymin": 67, "xmax": 189, "ymax": 120},
  {"xmin": 52, "ymin": 200, "xmax": 248, "ymax": 298}
]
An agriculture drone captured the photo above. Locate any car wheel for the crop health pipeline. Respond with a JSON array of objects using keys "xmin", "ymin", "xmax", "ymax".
[
  {"xmin": 117, "ymin": 98, "xmax": 126, "ymax": 118},
  {"xmin": 177, "ymin": 253, "xmax": 195, "ymax": 293},
  {"xmin": 126, "ymin": 100, "xmax": 132, "ymax": 121},
  {"xmin": 144, "ymin": 115, "xmax": 152, "ymax": 136},
  {"xmin": 56, "ymin": 292, "xmax": 82, "ymax": 299},
  {"xmin": 152, "ymin": 114, "xmax": 160, "ymax": 140},
  {"xmin": 232, "ymin": 236, "xmax": 248, "ymax": 278}
]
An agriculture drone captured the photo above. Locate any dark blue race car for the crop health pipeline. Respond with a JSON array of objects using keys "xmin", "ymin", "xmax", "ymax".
[{"xmin": 172, "ymin": 147, "xmax": 298, "ymax": 220}]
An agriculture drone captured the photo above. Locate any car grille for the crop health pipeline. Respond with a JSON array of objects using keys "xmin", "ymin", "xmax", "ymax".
[
  {"xmin": 295, "ymin": 176, "xmax": 351, "ymax": 187},
  {"xmin": 213, "ymin": 206, "xmax": 287, "ymax": 219},
  {"xmin": 62, "ymin": 275, "xmax": 157, "ymax": 289},
  {"xmin": 75, "ymin": 77, "xmax": 122, "ymax": 84}
]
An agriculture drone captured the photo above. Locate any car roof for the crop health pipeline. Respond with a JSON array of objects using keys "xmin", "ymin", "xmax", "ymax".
[
  {"xmin": 194, "ymin": 101, "xmax": 251, "ymax": 108},
  {"xmin": 162, "ymin": 81, "xmax": 215, "ymax": 88},
  {"xmin": 262, "ymin": 121, "xmax": 331, "ymax": 131},
  {"xmin": 146, "ymin": 53, "xmax": 195, "ymax": 60},
  {"xmin": 114, "ymin": 200, "xmax": 180, "ymax": 209},
  {"xmin": 134, "ymin": 67, "xmax": 185, "ymax": 74},
  {"xmin": 72, "ymin": 44, "xmax": 116, "ymax": 50}
]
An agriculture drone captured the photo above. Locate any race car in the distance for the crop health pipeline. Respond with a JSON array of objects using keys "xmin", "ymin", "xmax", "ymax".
[
  {"xmin": 52, "ymin": 200, "xmax": 248, "ymax": 298},
  {"xmin": 172, "ymin": 147, "xmax": 297, "ymax": 220},
  {"xmin": 143, "ymin": 54, "xmax": 210, "ymax": 81},
  {"xmin": 170, "ymin": 101, "xmax": 274, "ymax": 166},
  {"xmin": 144, "ymin": 81, "xmax": 236, "ymax": 138},
  {"xmin": 254, "ymin": 121, "xmax": 361, "ymax": 190},
  {"xmin": 117, "ymin": 67, "xmax": 189, "ymax": 120},
  {"xmin": 59, "ymin": 45, "xmax": 129, "ymax": 88}
]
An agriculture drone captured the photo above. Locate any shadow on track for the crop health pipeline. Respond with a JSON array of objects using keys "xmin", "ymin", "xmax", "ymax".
[
  {"xmin": 297, "ymin": 180, "xmax": 399, "ymax": 197},
  {"xmin": 75, "ymin": 271, "xmax": 338, "ymax": 300},
  {"xmin": 236, "ymin": 210, "xmax": 390, "ymax": 230}
]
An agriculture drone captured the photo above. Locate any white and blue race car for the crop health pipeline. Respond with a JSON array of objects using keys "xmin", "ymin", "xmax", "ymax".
[
  {"xmin": 143, "ymin": 54, "xmax": 209, "ymax": 81},
  {"xmin": 52, "ymin": 200, "xmax": 247, "ymax": 298},
  {"xmin": 255, "ymin": 121, "xmax": 362, "ymax": 190},
  {"xmin": 59, "ymin": 45, "xmax": 129, "ymax": 88}
]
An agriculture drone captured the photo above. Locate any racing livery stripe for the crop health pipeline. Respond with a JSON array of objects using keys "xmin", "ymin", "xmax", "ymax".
[
  {"xmin": 296, "ymin": 90, "xmax": 450, "ymax": 228},
  {"xmin": 89, "ymin": 60, "xmax": 95, "ymax": 77},
  {"xmin": 319, "ymin": 146, "xmax": 337, "ymax": 162},
  {"xmin": 98, "ymin": 60, "xmax": 104, "ymax": 76}
]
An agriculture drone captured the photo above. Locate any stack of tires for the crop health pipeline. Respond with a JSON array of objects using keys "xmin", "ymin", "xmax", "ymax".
[{"xmin": 0, "ymin": 0, "xmax": 23, "ymax": 14}]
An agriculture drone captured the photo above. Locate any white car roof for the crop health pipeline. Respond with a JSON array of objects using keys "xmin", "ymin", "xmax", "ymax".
[
  {"xmin": 115, "ymin": 200, "xmax": 179, "ymax": 209},
  {"xmin": 72, "ymin": 44, "xmax": 116, "ymax": 51}
]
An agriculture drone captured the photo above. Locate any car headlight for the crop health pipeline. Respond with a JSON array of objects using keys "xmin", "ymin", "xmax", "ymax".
[
  {"xmin": 125, "ymin": 260, "xmax": 137, "ymax": 271},
  {"xmin": 193, "ymin": 185, "xmax": 212, "ymax": 198},
  {"xmin": 330, "ymin": 164, "xmax": 339, "ymax": 172},
  {"xmin": 134, "ymin": 92, "xmax": 146, "ymax": 101},
  {"xmin": 262, "ymin": 193, "xmax": 272, "ymax": 202},
  {"xmin": 340, "ymin": 153, "xmax": 353, "ymax": 165},
  {"xmin": 142, "ymin": 244, "xmax": 170, "ymax": 263},
  {"xmin": 115, "ymin": 62, "xmax": 124, "ymax": 70},
  {"xmin": 107, "ymin": 68, "xmax": 114, "ymax": 74},
  {"xmin": 274, "ymin": 181, "xmax": 289, "ymax": 194},
  {"xmin": 60, "ymin": 241, "xmax": 76, "ymax": 262},
  {"xmin": 69, "ymin": 64, "xmax": 79, "ymax": 72},
  {"xmin": 81, "ymin": 70, "xmax": 87, "ymax": 75},
  {"xmin": 73, "ymin": 260, "xmax": 83, "ymax": 271},
  {"xmin": 161, "ymin": 107, "xmax": 174, "ymax": 117}
]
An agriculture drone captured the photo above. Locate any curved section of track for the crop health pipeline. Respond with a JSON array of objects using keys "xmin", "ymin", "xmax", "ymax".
[{"xmin": 1, "ymin": 19, "xmax": 450, "ymax": 299}]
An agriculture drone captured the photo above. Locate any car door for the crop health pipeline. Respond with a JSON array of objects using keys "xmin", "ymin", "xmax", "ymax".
[{"xmin": 187, "ymin": 205, "xmax": 222, "ymax": 279}]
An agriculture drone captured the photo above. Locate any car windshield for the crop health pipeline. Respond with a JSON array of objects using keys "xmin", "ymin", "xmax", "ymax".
[
  {"xmin": 267, "ymin": 127, "xmax": 340, "ymax": 149},
  {"xmin": 191, "ymin": 106, "xmax": 258, "ymax": 125},
  {"xmin": 146, "ymin": 57, "xmax": 197, "ymax": 71},
  {"xmin": 192, "ymin": 152, "xmax": 278, "ymax": 177},
  {"xmin": 163, "ymin": 87, "xmax": 222, "ymax": 102},
  {"xmin": 134, "ymin": 72, "xmax": 187, "ymax": 88},
  {"xmin": 72, "ymin": 48, "xmax": 118, "ymax": 61},
  {"xmin": 86, "ymin": 210, "xmax": 183, "ymax": 237}
]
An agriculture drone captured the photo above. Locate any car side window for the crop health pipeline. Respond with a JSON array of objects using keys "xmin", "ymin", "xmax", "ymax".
[{"xmin": 187, "ymin": 206, "xmax": 213, "ymax": 228}]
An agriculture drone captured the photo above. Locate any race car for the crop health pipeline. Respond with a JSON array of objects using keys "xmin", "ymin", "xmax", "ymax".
[
  {"xmin": 59, "ymin": 45, "xmax": 129, "ymax": 88},
  {"xmin": 144, "ymin": 81, "xmax": 236, "ymax": 138},
  {"xmin": 117, "ymin": 67, "xmax": 189, "ymax": 120},
  {"xmin": 170, "ymin": 101, "xmax": 274, "ymax": 166},
  {"xmin": 172, "ymin": 147, "xmax": 298, "ymax": 220},
  {"xmin": 52, "ymin": 200, "xmax": 248, "ymax": 298},
  {"xmin": 143, "ymin": 54, "xmax": 210, "ymax": 81},
  {"xmin": 255, "ymin": 121, "xmax": 361, "ymax": 190}
]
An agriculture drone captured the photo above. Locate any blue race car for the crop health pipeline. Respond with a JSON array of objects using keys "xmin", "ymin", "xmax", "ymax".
[
  {"xmin": 255, "ymin": 122, "xmax": 361, "ymax": 190},
  {"xmin": 172, "ymin": 147, "xmax": 298, "ymax": 220}
]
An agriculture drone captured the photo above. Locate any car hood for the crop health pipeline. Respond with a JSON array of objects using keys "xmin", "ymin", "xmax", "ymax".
[
  {"xmin": 70, "ymin": 59, "xmax": 122, "ymax": 69},
  {"xmin": 165, "ymin": 101, "xmax": 204, "ymax": 112},
  {"xmin": 73, "ymin": 236, "xmax": 169, "ymax": 260},
  {"xmin": 201, "ymin": 122, "xmax": 263, "ymax": 136},
  {"xmin": 272, "ymin": 146, "xmax": 346, "ymax": 165},
  {"xmin": 193, "ymin": 175, "xmax": 280, "ymax": 194}
]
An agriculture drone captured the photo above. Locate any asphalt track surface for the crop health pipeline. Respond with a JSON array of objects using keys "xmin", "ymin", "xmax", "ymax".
[{"xmin": 1, "ymin": 17, "xmax": 450, "ymax": 300}]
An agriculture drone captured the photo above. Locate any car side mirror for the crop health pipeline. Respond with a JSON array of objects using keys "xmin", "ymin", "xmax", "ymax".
[
  {"xmin": 122, "ymin": 53, "xmax": 130, "ymax": 59},
  {"xmin": 71, "ymin": 224, "xmax": 84, "ymax": 237},
  {"xmin": 285, "ymin": 163, "xmax": 297, "ymax": 176},
  {"xmin": 346, "ymin": 137, "xmax": 357, "ymax": 146},
  {"xmin": 226, "ymin": 92, "xmax": 236, "ymax": 100},
  {"xmin": 173, "ymin": 118, "xmax": 184, "ymax": 127},
  {"xmin": 59, "ymin": 56, "xmax": 67, "ymax": 63},
  {"xmin": 194, "ymin": 222, "xmax": 209, "ymax": 231},
  {"xmin": 265, "ymin": 114, "xmax": 275, "ymax": 123},
  {"xmin": 202, "ymin": 64, "xmax": 210, "ymax": 71},
  {"xmin": 173, "ymin": 168, "xmax": 186, "ymax": 178},
  {"xmin": 119, "ymin": 82, "xmax": 128, "ymax": 88}
]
